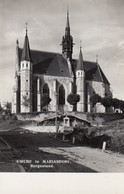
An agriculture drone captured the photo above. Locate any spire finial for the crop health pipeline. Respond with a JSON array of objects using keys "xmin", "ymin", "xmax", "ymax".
[
  {"xmin": 26, "ymin": 22, "xmax": 28, "ymax": 35},
  {"xmin": 96, "ymin": 54, "xmax": 98, "ymax": 63},
  {"xmin": 67, "ymin": 5, "xmax": 69, "ymax": 16},
  {"xmin": 80, "ymin": 40, "xmax": 82, "ymax": 51},
  {"xmin": 16, "ymin": 39, "xmax": 19, "ymax": 46},
  {"xmin": 66, "ymin": 5, "xmax": 70, "ymax": 30}
]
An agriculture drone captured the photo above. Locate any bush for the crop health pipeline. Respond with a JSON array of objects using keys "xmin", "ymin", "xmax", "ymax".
[
  {"xmin": 41, "ymin": 94, "xmax": 51, "ymax": 108},
  {"xmin": 70, "ymin": 126, "xmax": 100, "ymax": 144},
  {"xmin": 90, "ymin": 93, "xmax": 101, "ymax": 107},
  {"xmin": 108, "ymin": 134, "xmax": 124, "ymax": 154}
]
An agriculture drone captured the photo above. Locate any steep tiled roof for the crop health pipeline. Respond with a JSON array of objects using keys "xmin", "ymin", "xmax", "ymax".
[
  {"xmin": 19, "ymin": 48, "xmax": 57, "ymax": 64},
  {"xmin": 33, "ymin": 54, "xmax": 71, "ymax": 77},
  {"xmin": 18, "ymin": 48, "xmax": 110, "ymax": 84},
  {"xmin": 76, "ymin": 48, "xmax": 84, "ymax": 71},
  {"xmin": 73, "ymin": 59, "xmax": 110, "ymax": 84},
  {"xmin": 21, "ymin": 34, "xmax": 32, "ymax": 61}
]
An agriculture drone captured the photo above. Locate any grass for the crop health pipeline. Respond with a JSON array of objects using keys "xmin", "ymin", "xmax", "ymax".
[{"xmin": 0, "ymin": 118, "xmax": 37, "ymax": 131}]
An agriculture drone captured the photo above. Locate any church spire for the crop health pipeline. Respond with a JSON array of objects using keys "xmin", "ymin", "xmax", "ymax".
[
  {"xmin": 21, "ymin": 23, "xmax": 32, "ymax": 62},
  {"xmin": 15, "ymin": 38, "xmax": 20, "ymax": 76},
  {"xmin": 65, "ymin": 6, "xmax": 70, "ymax": 36},
  {"xmin": 77, "ymin": 41, "xmax": 84, "ymax": 71},
  {"xmin": 62, "ymin": 7, "xmax": 73, "ymax": 60}
]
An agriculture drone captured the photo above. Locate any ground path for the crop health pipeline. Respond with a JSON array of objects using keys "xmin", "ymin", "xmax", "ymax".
[
  {"xmin": 39, "ymin": 145, "xmax": 124, "ymax": 172},
  {"xmin": 0, "ymin": 131, "xmax": 124, "ymax": 172}
]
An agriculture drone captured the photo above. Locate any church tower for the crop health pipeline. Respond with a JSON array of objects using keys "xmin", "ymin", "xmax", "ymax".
[
  {"xmin": 76, "ymin": 44, "xmax": 85, "ymax": 112},
  {"xmin": 20, "ymin": 25, "xmax": 33, "ymax": 113},
  {"xmin": 12, "ymin": 39, "xmax": 20, "ymax": 113},
  {"xmin": 61, "ymin": 8, "xmax": 74, "ymax": 61}
]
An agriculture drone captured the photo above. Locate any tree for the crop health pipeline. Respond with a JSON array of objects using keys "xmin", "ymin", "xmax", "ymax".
[
  {"xmin": 120, "ymin": 100, "xmax": 124, "ymax": 113},
  {"xmin": 112, "ymin": 98, "xmax": 120, "ymax": 110},
  {"xmin": 90, "ymin": 93, "xmax": 101, "ymax": 107},
  {"xmin": 101, "ymin": 96, "xmax": 113, "ymax": 108},
  {"xmin": 41, "ymin": 94, "xmax": 51, "ymax": 109},
  {"xmin": 0, "ymin": 103, "xmax": 3, "ymax": 112},
  {"xmin": 3, "ymin": 102, "xmax": 12, "ymax": 114},
  {"xmin": 67, "ymin": 93, "xmax": 80, "ymax": 111}
]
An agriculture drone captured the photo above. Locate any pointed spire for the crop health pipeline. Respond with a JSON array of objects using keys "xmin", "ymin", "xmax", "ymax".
[
  {"xmin": 15, "ymin": 38, "xmax": 20, "ymax": 75},
  {"xmin": 77, "ymin": 41, "xmax": 84, "ymax": 71},
  {"xmin": 61, "ymin": 7, "xmax": 73, "ymax": 59},
  {"xmin": 21, "ymin": 23, "xmax": 32, "ymax": 62},
  {"xmin": 96, "ymin": 54, "xmax": 98, "ymax": 63},
  {"xmin": 26, "ymin": 22, "xmax": 28, "ymax": 36},
  {"xmin": 80, "ymin": 40, "xmax": 82, "ymax": 51},
  {"xmin": 65, "ymin": 6, "xmax": 70, "ymax": 36},
  {"xmin": 66, "ymin": 6, "xmax": 70, "ymax": 28},
  {"xmin": 16, "ymin": 39, "xmax": 19, "ymax": 46}
]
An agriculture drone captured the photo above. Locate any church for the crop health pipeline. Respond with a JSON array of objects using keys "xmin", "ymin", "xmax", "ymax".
[{"xmin": 12, "ymin": 10, "xmax": 112, "ymax": 114}]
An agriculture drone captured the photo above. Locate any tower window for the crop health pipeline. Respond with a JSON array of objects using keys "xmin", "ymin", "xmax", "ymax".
[
  {"xmin": 22, "ymin": 63, "xmax": 24, "ymax": 67},
  {"xmin": 78, "ymin": 72, "xmax": 80, "ymax": 76},
  {"xmin": 26, "ymin": 63, "xmax": 28, "ymax": 68},
  {"xmin": 26, "ymin": 80, "xmax": 28, "ymax": 82}
]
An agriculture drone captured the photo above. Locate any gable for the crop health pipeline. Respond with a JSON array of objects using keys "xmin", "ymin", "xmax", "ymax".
[{"xmin": 18, "ymin": 48, "xmax": 110, "ymax": 84}]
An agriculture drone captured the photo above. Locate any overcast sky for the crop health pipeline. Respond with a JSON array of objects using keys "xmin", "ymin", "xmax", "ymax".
[{"xmin": 0, "ymin": 0, "xmax": 124, "ymax": 105}]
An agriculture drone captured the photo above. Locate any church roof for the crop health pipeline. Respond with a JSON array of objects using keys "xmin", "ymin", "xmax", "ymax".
[
  {"xmin": 65, "ymin": 8, "xmax": 70, "ymax": 36},
  {"xmin": 18, "ymin": 48, "xmax": 110, "ymax": 84},
  {"xmin": 19, "ymin": 49, "xmax": 71, "ymax": 77},
  {"xmin": 21, "ymin": 34, "xmax": 32, "ymax": 61},
  {"xmin": 73, "ymin": 59, "xmax": 110, "ymax": 84},
  {"xmin": 33, "ymin": 54, "xmax": 72, "ymax": 77},
  {"xmin": 76, "ymin": 48, "xmax": 84, "ymax": 71}
]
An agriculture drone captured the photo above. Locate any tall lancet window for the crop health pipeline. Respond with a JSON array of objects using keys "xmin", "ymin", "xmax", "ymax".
[
  {"xmin": 58, "ymin": 85, "xmax": 65, "ymax": 105},
  {"xmin": 43, "ymin": 83, "xmax": 49, "ymax": 96}
]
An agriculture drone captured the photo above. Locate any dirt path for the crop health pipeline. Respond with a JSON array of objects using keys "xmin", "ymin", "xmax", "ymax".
[{"xmin": 39, "ymin": 146, "xmax": 124, "ymax": 172}]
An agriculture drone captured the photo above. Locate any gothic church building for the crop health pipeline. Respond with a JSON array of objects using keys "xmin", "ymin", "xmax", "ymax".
[{"xmin": 12, "ymin": 10, "xmax": 112, "ymax": 114}]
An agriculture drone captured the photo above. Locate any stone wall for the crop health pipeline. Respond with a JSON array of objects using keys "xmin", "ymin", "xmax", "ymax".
[
  {"xmin": 34, "ymin": 75, "xmax": 73, "ymax": 112},
  {"xmin": 91, "ymin": 81, "xmax": 105, "ymax": 97},
  {"xmin": 104, "ymin": 83, "xmax": 112, "ymax": 97}
]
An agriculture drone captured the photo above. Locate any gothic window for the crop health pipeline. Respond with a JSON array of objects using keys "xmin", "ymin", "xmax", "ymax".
[
  {"xmin": 58, "ymin": 85, "xmax": 65, "ymax": 105},
  {"xmin": 22, "ymin": 63, "xmax": 24, "ymax": 68},
  {"xmin": 78, "ymin": 72, "xmax": 80, "ymax": 76},
  {"xmin": 26, "ymin": 63, "xmax": 28, "ymax": 68},
  {"xmin": 43, "ymin": 83, "xmax": 49, "ymax": 96}
]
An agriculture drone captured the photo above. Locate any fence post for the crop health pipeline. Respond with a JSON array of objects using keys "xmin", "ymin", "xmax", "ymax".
[
  {"xmin": 62, "ymin": 134, "xmax": 65, "ymax": 141},
  {"xmin": 72, "ymin": 136, "xmax": 76, "ymax": 144},
  {"xmin": 102, "ymin": 141, "xmax": 106, "ymax": 152}
]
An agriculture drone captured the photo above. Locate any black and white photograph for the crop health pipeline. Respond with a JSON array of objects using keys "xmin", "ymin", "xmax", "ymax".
[{"xmin": 0, "ymin": 0, "xmax": 124, "ymax": 192}]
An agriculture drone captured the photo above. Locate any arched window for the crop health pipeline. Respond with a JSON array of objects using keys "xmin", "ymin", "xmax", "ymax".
[
  {"xmin": 58, "ymin": 85, "xmax": 65, "ymax": 105},
  {"xmin": 43, "ymin": 83, "xmax": 49, "ymax": 96}
]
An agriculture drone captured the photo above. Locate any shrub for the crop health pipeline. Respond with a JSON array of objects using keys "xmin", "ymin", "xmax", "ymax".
[
  {"xmin": 41, "ymin": 94, "xmax": 51, "ymax": 108},
  {"xmin": 108, "ymin": 134, "xmax": 124, "ymax": 154},
  {"xmin": 90, "ymin": 93, "xmax": 101, "ymax": 107},
  {"xmin": 67, "ymin": 93, "xmax": 80, "ymax": 111}
]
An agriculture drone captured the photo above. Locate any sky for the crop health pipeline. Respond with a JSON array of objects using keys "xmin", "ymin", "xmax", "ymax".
[{"xmin": 0, "ymin": 0, "xmax": 124, "ymax": 105}]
